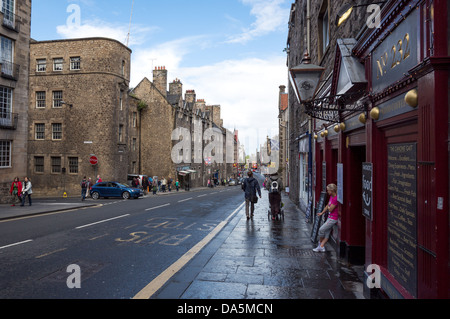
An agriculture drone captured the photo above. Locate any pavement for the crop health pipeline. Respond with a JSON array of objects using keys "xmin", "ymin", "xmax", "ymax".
[
  {"xmin": 152, "ymin": 190, "xmax": 365, "ymax": 299},
  {"xmin": 0, "ymin": 186, "xmax": 365, "ymax": 299}
]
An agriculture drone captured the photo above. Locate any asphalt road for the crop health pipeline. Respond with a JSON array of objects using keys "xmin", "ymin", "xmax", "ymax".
[{"xmin": 0, "ymin": 184, "xmax": 251, "ymax": 299}]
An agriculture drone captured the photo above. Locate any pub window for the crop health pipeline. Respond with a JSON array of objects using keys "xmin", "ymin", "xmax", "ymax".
[
  {"xmin": 36, "ymin": 91, "xmax": 46, "ymax": 108},
  {"xmin": 70, "ymin": 57, "xmax": 81, "ymax": 70},
  {"xmin": 52, "ymin": 91, "xmax": 63, "ymax": 108},
  {"xmin": 68, "ymin": 157, "xmax": 79, "ymax": 174},
  {"xmin": 51, "ymin": 156, "xmax": 61, "ymax": 173},
  {"xmin": 34, "ymin": 156, "xmax": 44, "ymax": 173},
  {"xmin": 0, "ymin": 140, "xmax": 11, "ymax": 168},
  {"xmin": 52, "ymin": 123, "xmax": 62, "ymax": 140},
  {"xmin": 53, "ymin": 58, "xmax": 63, "ymax": 71},
  {"xmin": 35, "ymin": 123, "xmax": 45, "ymax": 140},
  {"xmin": 36, "ymin": 59, "xmax": 46, "ymax": 72}
]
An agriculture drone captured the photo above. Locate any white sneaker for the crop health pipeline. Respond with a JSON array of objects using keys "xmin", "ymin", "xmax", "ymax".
[{"xmin": 313, "ymin": 245, "xmax": 325, "ymax": 252}]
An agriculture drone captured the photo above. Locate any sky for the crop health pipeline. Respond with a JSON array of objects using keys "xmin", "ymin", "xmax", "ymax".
[{"xmin": 30, "ymin": 0, "xmax": 291, "ymax": 156}]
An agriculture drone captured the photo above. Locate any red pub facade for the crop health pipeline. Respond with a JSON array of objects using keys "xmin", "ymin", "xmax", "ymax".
[{"xmin": 313, "ymin": 0, "xmax": 449, "ymax": 299}]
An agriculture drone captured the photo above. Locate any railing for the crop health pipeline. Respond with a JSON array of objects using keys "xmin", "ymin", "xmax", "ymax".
[
  {"xmin": 1, "ymin": 10, "xmax": 21, "ymax": 32},
  {"xmin": 0, "ymin": 112, "xmax": 18, "ymax": 130},
  {"xmin": 0, "ymin": 60, "xmax": 20, "ymax": 80}
]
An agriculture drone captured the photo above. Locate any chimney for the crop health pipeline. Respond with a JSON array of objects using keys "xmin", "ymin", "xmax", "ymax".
[
  {"xmin": 169, "ymin": 78, "xmax": 183, "ymax": 97},
  {"xmin": 185, "ymin": 90, "xmax": 196, "ymax": 103},
  {"xmin": 153, "ymin": 66, "xmax": 168, "ymax": 98}
]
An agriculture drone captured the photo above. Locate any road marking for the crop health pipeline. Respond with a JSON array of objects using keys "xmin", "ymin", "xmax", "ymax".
[
  {"xmin": 0, "ymin": 240, "xmax": 33, "ymax": 251},
  {"xmin": 197, "ymin": 194, "xmax": 207, "ymax": 198},
  {"xmin": 75, "ymin": 214, "xmax": 130, "ymax": 230},
  {"xmin": 36, "ymin": 248, "xmax": 67, "ymax": 259},
  {"xmin": 145, "ymin": 203, "xmax": 170, "ymax": 211},
  {"xmin": 133, "ymin": 201, "xmax": 245, "ymax": 299},
  {"xmin": 178, "ymin": 197, "xmax": 193, "ymax": 203}
]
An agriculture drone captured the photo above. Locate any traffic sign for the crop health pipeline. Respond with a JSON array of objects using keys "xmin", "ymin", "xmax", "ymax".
[{"xmin": 89, "ymin": 156, "xmax": 98, "ymax": 166}]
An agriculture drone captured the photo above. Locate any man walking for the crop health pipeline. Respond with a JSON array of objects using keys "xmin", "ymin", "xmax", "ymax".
[
  {"xmin": 242, "ymin": 171, "xmax": 261, "ymax": 220},
  {"xmin": 81, "ymin": 176, "xmax": 88, "ymax": 201}
]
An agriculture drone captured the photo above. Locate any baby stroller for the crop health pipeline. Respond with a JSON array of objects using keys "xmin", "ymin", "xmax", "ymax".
[{"xmin": 267, "ymin": 178, "xmax": 284, "ymax": 221}]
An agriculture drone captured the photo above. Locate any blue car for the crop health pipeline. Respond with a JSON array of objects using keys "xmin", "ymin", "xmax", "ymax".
[{"xmin": 90, "ymin": 182, "xmax": 143, "ymax": 200}]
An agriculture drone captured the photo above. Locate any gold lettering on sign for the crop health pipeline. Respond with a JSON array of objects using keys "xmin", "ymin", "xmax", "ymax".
[{"xmin": 376, "ymin": 33, "xmax": 411, "ymax": 80}]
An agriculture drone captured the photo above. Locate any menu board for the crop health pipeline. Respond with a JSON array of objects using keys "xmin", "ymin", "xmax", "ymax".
[{"xmin": 387, "ymin": 143, "xmax": 417, "ymax": 297}]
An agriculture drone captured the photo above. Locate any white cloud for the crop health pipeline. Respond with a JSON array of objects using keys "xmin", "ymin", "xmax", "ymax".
[
  {"xmin": 227, "ymin": 0, "xmax": 290, "ymax": 44},
  {"xmin": 176, "ymin": 56, "xmax": 287, "ymax": 155},
  {"xmin": 56, "ymin": 19, "xmax": 157, "ymax": 46}
]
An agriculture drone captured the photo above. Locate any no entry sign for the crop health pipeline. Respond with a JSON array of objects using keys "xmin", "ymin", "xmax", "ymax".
[{"xmin": 89, "ymin": 156, "xmax": 98, "ymax": 166}]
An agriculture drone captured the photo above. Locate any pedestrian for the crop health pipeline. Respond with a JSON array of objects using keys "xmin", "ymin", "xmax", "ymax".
[
  {"xmin": 168, "ymin": 178, "xmax": 172, "ymax": 192},
  {"xmin": 81, "ymin": 176, "xmax": 88, "ymax": 201},
  {"xmin": 96, "ymin": 175, "xmax": 102, "ymax": 184},
  {"xmin": 20, "ymin": 177, "xmax": 32, "ymax": 207},
  {"xmin": 86, "ymin": 178, "xmax": 93, "ymax": 198},
  {"xmin": 241, "ymin": 171, "xmax": 261, "ymax": 220},
  {"xmin": 161, "ymin": 177, "xmax": 167, "ymax": 192},
  {"xmin": 152, "ymin": 180, "xmax": 158, "ymax": 195},
  {"xmin": 313, "ymin": 184, "xmax": 339, "ymax": 252},
  {"xmin": 9, "ymin": 177, "xmax": 22, "ymax": 207},
  {"xmin": 142, "ymin": 176, "xmax": 149, "ymax": 194},
  {"xmin": 175, "ymin": 179, "xmax": 180, "ymax": 192}
]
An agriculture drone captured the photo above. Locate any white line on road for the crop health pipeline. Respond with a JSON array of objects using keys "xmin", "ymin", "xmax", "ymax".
[
  {"xmin": 145, "ymin": 203, "xmax": 171, "ymax": 211},
  {"xmin": 133, "ymin": 201, "xmax": 245, "ymax": 299},
  {"xmin": 178, "ymin": 197, "xmax": 193, "ymax": 203},
  {"xmin": 75, "ymin": 214, "xmax": 130, "ymax": 230},
  {"xmin": 0, "ymin": 240, "xmax": 33, "ymax": 251},
  {"xmin": 197, "ymin": 194, "xmax": 207, "ymax": 198}
]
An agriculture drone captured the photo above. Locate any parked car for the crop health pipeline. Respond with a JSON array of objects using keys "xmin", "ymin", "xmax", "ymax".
[
  {"xmin": 90, "ymin": 182, "xmax": 143, "ymax": 200},
  {"xmin": 228, "ymin": 179, "xmax": 236, "ymax": 186}
]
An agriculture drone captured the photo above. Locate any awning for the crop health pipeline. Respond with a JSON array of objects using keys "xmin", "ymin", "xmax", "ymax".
[{"xmin": 178, "ymin": 171, "xmax": 190, "ymax": 176}]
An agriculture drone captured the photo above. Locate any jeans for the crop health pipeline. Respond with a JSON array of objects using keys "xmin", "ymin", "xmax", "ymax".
[
  {"xmin": 81, "ymin": 188, "xmax": 87, "ymax": 201},
  {"xmin": 318, "ymin": 218, "xmax": 338, "ymax": 239},
  {"xmin": 245, "ymin": 199, "xmax": 255, "ymax": 217},
  {"xmin": 21, "ymin": 194, "xmax": 32, "ymax": 206}
]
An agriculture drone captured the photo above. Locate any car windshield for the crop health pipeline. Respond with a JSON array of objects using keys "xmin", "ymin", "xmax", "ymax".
[{"xmin": 116, "ymin": 183, "xmax": 128, "ymax": 188}]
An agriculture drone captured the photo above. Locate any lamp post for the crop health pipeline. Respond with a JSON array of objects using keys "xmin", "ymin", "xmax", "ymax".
[{"xmin": 289, "ymin": 51, "xmax": 325, "ymax": 219}]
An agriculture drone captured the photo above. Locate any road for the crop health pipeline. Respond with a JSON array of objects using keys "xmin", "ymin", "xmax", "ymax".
[{"xmin": 0, "ymin": 184, "xmax": 249, "ymax": 299}]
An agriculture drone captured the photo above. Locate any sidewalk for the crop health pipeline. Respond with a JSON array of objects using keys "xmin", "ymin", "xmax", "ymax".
[{"xmin": 153, "ymin": 191, "xmax": 365, "ymax": 299}]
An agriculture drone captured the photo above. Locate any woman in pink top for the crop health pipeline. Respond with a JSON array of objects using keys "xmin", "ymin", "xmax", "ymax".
[{"xmin": 313, "ymin": 184, "xmax": 339, "ymax": 252}]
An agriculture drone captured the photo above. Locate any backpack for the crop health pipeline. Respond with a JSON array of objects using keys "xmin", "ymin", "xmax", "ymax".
[
  {"xmin": 81, "ymin": 180, "xmax": 87, "ymax": 188},
  {"xmin": 270, "ymin": 181, "xmax": 279, "ymax": 193}
]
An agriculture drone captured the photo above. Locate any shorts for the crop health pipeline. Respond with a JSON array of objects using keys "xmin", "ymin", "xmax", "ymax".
[{"xmin": 318, "ymin": 218, "xmax": 338, "ymax": 239}]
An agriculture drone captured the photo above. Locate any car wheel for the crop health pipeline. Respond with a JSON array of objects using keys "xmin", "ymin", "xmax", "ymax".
[
  {"xmin": 122, "ymin": 192, "xmax": 130, "ymax": 200},
  {"xmin": 92, "ymin": 192, "xmax": 100, "ymax": 200}
]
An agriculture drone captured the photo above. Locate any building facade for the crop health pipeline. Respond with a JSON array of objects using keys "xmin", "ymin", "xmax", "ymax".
[
  {"xmin": 28, "ymin": 38, "xmax": 133, "ymax": 197},
  {"xmin": 287, "ymin": 0, "xmax": 449, "ymax": 299},
  {"xmin": 0, "ymin": 0, "xmax": 31, "ymax": 203}
]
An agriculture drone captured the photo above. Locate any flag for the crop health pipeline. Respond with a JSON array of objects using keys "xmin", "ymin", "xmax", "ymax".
[{"xmin": 270, "ymin": 139, "xmax": 280, "ymax": 151}]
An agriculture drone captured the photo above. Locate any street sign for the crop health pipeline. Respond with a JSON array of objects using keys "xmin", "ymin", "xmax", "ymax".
[{"xmin": 89, "ymin": 156, "xmax": 98, "ymax": 166}]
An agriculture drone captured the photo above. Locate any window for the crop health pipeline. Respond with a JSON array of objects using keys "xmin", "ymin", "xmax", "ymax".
[
  {"xmin": 70, "ymin": 57, "xmax": 81, "ymax": 70},
  {"xmin": 36, "ymin": 59, "xmax": 46, "ymax": 72},
  {"xmin": 53, "ymin": 58, "xmax": 63, "ymax": 71},
  {"xmin": 36, "ymin": 91, "xmax": 46, "ymax": 108},
  {"xmin": 52, "ymin": 123, "xmax": 62, "ymax": 140},
  {"xmin": 0, "ymin": 86, "xmax": 12, "ymax": 127},
  {"xmin": 0, "ymin": 37, "xmax": 14, "ymax": 77},
  {"xmin": 132, "ymin": 138, "xmax": 137, "ymax": 151},
  {"xmin": 119, "ymin": 125, "xmax": 124, "ymax": 143},
  {"xmin": 132, "ymin": 112, "xmax": 137, "ymax": 127},
  {"xmin": 120, "ymin": 90, "xmax": 123, "ymax": 111},
  {"xmin": 34, "ymin": 156, "xmax": 44, "ymax": 173},
  {"xmin": 68, "ymin": 157, "xmax": 79, "ymax": 174},
  {"xmin": 2, "ymin": 0, "xmax": 16, "ymax": 27},
  {"xmin": 52, "ymin": 91, "xmax": 63, "ymax": 108},
  {"xmin": 35, "ymin": 123, "xmax": 45, "ymax": 140},
  {"xmin": 0, "ymin": 140, "xmax": 11, "ymax": 168},
  {"xmin": 122, "ymin": 60, "xmax": 125, "ymax": 76},
  {"xmin": 318, "ymin": 1, "xmax": 330, "ymax": 59},
  {"xmin": 51, "ymin": 156, "xmax": 61, "ymax": 173}
]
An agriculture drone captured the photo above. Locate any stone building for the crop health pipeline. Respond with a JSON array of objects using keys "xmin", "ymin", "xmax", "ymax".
[
  {"xmin": 286, "ymin": 0, "xmax": 372, "ymax": 209},
  {"xmin": 0, "ymin": 0, "xmax": 31, "ymax": 203},
  {"xmin": 28, "ymin": 37, "xmax": 133, "ymax": 197},
  {"xmin": 278, "ymin": 85, "xmax": 288, "ymax": 188}
]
